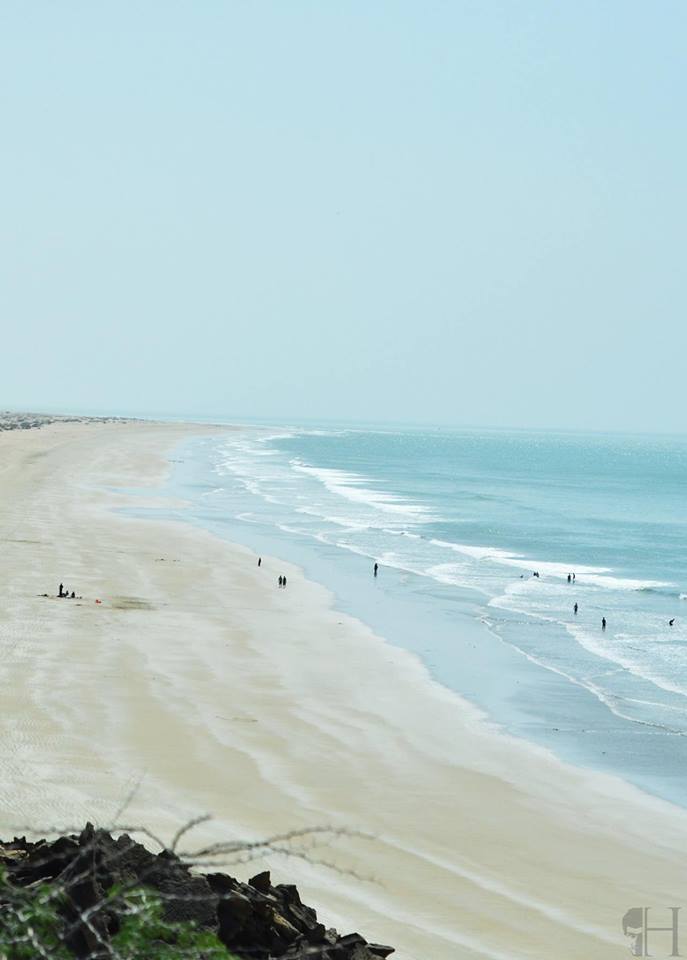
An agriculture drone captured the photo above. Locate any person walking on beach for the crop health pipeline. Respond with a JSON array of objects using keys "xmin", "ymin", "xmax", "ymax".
[
  {"xmin": 602, "ymin": 617, "xmax": 607, "ymax": 630},
  {"xmin": 283, "ymin": 575, "xmax": 287, "ymax": 588},
  {"xmin": 58, "ymin": 583, "xmax": 64, "ymax": 597},
  {"xmin": 574, "ymin": 602, "xmax": 578, "ymax": 615},
  {"xmin": 278, "ymin": 576, "xmax": 283, "ymax": 587},
  {"xmin": 258, "ymin": 557, "xmax": 262, "ymax": 567},
  {"xmin": 374, "ymin": 562, "xmax": 378, "ymax": 577}
]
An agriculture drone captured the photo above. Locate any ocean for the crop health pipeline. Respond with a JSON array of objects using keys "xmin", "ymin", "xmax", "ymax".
[{"xmin": 151, "ymin": 423, "xmax": 687, "ymax": 807}]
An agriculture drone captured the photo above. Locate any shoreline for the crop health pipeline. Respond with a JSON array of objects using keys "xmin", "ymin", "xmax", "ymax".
[
  {"xmin": 156, "ymin": 431, "xmax": 687, "ymax": 830},
  {"xmin": 1, "ymin": 419, "xmax": 686, "ymax": 959},
  {"xmin": 161, "ymin": 430, "xmax": 687, "ymax": 810}
]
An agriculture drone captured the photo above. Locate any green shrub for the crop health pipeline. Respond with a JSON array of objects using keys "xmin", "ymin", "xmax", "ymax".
[
  {"xmin": 0, "ymin": 869, "xmax": 236, "ymax": 959},
  {"xmin": 111, "ymin": 887, "xmax": 235, "ymax": 958},
  {"xmin": 0, "ymin": 867, "xmax": 71, "ymax": 959}
]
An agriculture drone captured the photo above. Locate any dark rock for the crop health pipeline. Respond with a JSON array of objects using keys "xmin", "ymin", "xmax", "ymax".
[
  {"xmin": 57, "ymin": 827, "xmax": 109, "ymax": 959},
  {"xmin": 249, "ymin": 869, "xmax": 272, "ymax": 893},
  {"xmin": 0, "ymin": 827, "xmax": 394, "ymax": 960}
]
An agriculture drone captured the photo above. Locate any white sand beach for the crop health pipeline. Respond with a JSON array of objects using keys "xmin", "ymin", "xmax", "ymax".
[{"xmin": 1, "ymin": 420, "xmax": 685, "ymax": 960}]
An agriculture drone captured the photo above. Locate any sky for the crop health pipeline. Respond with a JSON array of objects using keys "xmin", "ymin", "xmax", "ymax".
[{"xmin": 1, "ymin": 2, "xmax": 685, "ymax": 432}]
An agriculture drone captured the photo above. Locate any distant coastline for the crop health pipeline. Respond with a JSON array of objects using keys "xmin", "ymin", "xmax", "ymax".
[{"xmin": 0, "ymin": 410, "xmax": 132, "ymax": 432}]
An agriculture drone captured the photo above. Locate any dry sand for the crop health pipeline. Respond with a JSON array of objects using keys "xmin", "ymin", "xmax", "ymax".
[{"xmin": 0, "ymin": 420, "xmax": 685, "ymax": 959}]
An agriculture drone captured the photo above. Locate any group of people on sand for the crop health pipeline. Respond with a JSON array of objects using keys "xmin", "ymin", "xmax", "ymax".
[
  {"xmin": 257, "ymin": 557, "xmax": 288, "ymax": 588},
  {"xmin": 58, "ymin": 583, "xmax": 77, "ymax": 599}
]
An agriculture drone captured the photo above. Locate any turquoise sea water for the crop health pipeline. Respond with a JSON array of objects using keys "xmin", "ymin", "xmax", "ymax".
[{"xmin": 157, "ymin": 424, "xmax": 687, "ymax": 806}]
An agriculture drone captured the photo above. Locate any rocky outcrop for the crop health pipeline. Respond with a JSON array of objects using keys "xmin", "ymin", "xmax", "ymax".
[{"xmin": 0, "ymin": 825, "xmax": 394, "ymax": 959}]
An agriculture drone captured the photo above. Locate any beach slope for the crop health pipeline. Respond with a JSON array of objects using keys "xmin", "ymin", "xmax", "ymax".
[{"xmin": 0, "ymin": 420, "xmax": 685, "ymax": 960}]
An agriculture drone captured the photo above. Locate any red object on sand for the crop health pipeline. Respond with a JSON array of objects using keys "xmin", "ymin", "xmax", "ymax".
[{"xmin": 95, "ymin": 599, "xmax": 102, "ymax": 604}]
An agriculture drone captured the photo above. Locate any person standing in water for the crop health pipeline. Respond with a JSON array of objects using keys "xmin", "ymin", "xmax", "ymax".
[
  {"xmin": 373, "ymin": 562, "xmax": 378, "ymax": 577},
  {"xmin": 574, "ymin": 602, "xmax": 578, "ymax": 615},
  {"xmin": 567, "ymin": 574, "xmax": 571, "ymax": 584},
  {"xmin": 602, "ymin": 617, "xmax": 607, "ymax": 630}
]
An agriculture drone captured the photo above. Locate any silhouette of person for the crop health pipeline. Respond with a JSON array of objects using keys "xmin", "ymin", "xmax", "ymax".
[
  {"xmin": 574, "ymin": 603, "xmax": 578, "ymax": 615},
  {"xmin": 278, "ymin": 576, "xmax": 283, "ymax": 587},
  {"xmin": 572, "ymin": 573, "xmax": 576, "ymax": 581},
  {"xmin": 602, "ymin": 617, "xmax": 607, "ymax": 630},
  {"xmin": 58, "ymin": 583, "xmax": 64, "ymax": 597},
  {"xmin": 258, "ymin": 557, "xmax": 262, "ymax": 567},
  {"xmin": 669, "ymin": 618, "xmax": 675, "ymax": 626},
  {"xmin": 374, "ymin": 562, "xmax": 378, "ymax": 577},
  {"xmin": 70, "ymin": 591, "xmax": 75, "ymax": 599},
  {"xmin": 283, "ymin": 576, "xmax": 287, "ymax": 588},
  {"xmin": 567, "ymin": 574, "xmax": 571, "ymax": 584}
]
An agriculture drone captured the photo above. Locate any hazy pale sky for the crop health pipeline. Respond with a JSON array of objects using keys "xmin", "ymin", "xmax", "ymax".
[{"xmin": 1, "ymin": 2, "xmax": 685, "ymax": 431}]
